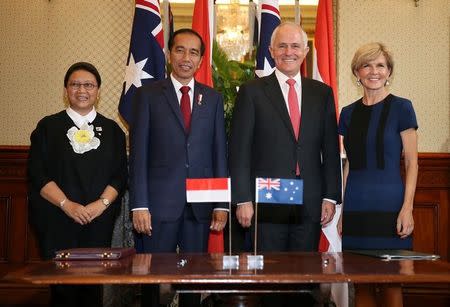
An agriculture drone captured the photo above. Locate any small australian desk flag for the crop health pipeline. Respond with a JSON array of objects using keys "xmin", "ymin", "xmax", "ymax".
[{"xmin": 255, "ymin": 178, "xmax": 303, "ymax": 205}]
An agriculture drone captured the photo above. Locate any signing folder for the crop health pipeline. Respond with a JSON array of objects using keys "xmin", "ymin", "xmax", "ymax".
[{"xmin": 349, "ymin": 249, "xmax": 440, "ymax": 261}]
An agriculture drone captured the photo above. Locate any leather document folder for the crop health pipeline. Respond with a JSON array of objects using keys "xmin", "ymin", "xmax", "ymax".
[
  {"xmin": 349, "ymin": 249, "xmax": 440, "ymax": 261},
  {"xmin": 54, "ymin": 247, "xmax": 136, "ymax": 261}
]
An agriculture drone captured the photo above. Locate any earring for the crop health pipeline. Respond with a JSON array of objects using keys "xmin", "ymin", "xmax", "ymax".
[
  {"xmin": 356, "ymin": 79, "xmax": 361, "ymax": 86},
  {"xmin": 385, "ymin": 80, "xmax": 390, "ymax": 86}
]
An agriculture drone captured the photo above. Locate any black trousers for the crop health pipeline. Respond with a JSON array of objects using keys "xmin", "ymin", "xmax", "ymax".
[
  {"xmin": 255, "ymin": 219, "xmax": 321, "ymax": 252},
  {"xmin": 254, "ymin": 208, "xmax": 321, "ymax": 307},
  {"xmin": 138, "ymin": 206, "xmax": 206, "ymax": 307},
  {"xmin": 51, "ymin": 284, "xmax": 103, "ymax": 307}
]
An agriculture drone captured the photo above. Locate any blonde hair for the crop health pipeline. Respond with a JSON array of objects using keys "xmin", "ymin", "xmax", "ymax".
[{"xmin": 351, "ymin": 42, "xmax": 394, "ymax": 76}]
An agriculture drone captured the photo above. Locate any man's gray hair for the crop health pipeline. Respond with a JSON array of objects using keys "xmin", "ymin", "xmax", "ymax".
[{"xmin": 270, "ymin": 22, "xmax": 309, "ymax": 49}]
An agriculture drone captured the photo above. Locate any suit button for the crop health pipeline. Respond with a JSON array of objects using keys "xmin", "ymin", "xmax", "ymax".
[
  {"xmin": 185, "ymin": 164, "xmax": 189, "ymax": 168},
  {"xmin": 187, "ymin": 143, "xmax": 190, "ymax": 147}
]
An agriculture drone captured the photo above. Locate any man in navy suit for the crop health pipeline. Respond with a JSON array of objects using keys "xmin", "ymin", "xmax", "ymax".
[
  {"xmin": 230, "ymin": 22, "xmax": 341, "ymax": 253},
  {"xmin": 129, "ymin": 28, "xmax": 227, "ymax": 306}
]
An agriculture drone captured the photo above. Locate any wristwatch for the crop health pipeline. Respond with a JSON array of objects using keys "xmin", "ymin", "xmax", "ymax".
[{"xmin": 100, "ymin": 197, "xmax": 110, "ymax": 208}]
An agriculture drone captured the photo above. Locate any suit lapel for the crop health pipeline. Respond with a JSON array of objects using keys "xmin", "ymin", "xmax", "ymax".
[
  {"xmin": 191, "ymin": 81, "xmax": 205, "ymax": 127},
  {"xmin": 263, "ymin": 73, "xmax": 297, "ymax": 140},
  {"xmin": 162, "ymin": 78, "xmax": 186, "ymax": 132},
  {"xmin": 299, "ymin": 76, "xmax": 312, "ymax": 146}
]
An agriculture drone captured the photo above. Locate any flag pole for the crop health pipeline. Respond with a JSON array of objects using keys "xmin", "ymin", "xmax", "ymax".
[
  {"xmin": 228, "ymin": 178, "xmax": 232, "ymax": 256},
  {"xmin": 228, "ymin": 201, "xmax": 232, "ymax": 256},
  {"xmin": 294, "ymin": 0, "xmax": 300, "ymax": 25},
  {"xmin": 254, "ymin": 179, "xmax": 258, "ymax": 256},
  {"xmin": 254, "ymin": 202, "xmax": 258, "ymax": 255},
  {"xmin": 162, "ymin": 0, "xmax": 170, "ymax": 53}
]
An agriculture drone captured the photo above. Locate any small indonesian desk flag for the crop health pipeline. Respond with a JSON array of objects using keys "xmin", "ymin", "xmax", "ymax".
[
  {"xmin": 186, "ymin": 178, "xmax": 231, "ymax": 203},
  {"xmin": 186, "ymin": 178, "xmax": 230, "ymax": 253}
]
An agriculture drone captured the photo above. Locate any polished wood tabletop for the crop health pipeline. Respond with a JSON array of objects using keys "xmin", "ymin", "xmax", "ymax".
[{"xmin": 5, "ymin": 252, "xmax": 450, "ymax": 285}]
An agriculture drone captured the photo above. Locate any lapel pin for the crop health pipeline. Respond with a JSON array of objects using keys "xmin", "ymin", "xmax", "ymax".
[
  {"xmin": 96, "ymin": 127, "xmax": 103, "ymax": 132},
  {"xmin": 197, "ymin": 94, "xmax": 203, "ymax": 105}
]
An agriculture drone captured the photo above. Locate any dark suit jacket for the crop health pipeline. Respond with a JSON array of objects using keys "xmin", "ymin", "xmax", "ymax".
[
  {"xmin": 229, "ymin": 73, "xmax": 340, "ymax": 223},
  {"xmin": 129, "ymin": 78, "xmax": 227, "ymax": 223}
]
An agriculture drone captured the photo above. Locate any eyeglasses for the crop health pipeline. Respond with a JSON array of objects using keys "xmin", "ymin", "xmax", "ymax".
[{"xmin": 68, "ymin": 82, "xmax": 98, "ymax": 91}]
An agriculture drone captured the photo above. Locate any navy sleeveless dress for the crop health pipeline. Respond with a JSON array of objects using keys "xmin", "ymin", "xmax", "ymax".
[{"xmin": 338, "ymin": 94, "xmax": 418, "ymax": 250}]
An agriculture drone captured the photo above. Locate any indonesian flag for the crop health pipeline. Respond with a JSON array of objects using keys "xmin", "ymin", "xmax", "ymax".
[
  {"xmin": 186, "ymin": 178, "xmax": 231, "ymax": 203},
  {"xmin": 186, "ymin": 178, "xmax": 230, "ymax": 253},
  {"xmin": 191, "ymin": 0, "xmax": 221, "ymax": 251},
  {"xmin": 312, "ymin": 0, "xmax": 338, "ymax": 117},
  {"xmin": 191, "ymin": 0, "xmax": 214, "ymax": 87},
  {"xmin": 314, "ymin": 0, "xmax": 339, "ymax": 253},
  {"xmin": 314, "ymin": 2, "xmax": 347, "ymax": 306}
]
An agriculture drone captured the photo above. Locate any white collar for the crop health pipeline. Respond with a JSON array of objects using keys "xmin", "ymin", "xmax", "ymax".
[
  {"xmin": 66, "ymin": 107, "xmax": 97, "ymax": 128},
  {"xmin": 170, "ymin": 74, "xmax": 195, "ymax": 93},
  {"xmin": 275, "ymin": 69, "xmax": 302, "ymax": 86}
]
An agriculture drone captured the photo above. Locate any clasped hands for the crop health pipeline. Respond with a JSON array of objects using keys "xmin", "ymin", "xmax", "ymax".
[{"xmin": 61, "ymin": 199, "xmax": 106, "ymax": 225}]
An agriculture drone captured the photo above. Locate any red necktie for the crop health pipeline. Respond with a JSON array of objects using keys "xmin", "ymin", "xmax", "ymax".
[
  {"xmin": 286, "ymin": 79, "xmax": 301, "ymax": 175},
  {"xmin": 180, "ymin": 86, "xmax": 191, "ymax": 132}
]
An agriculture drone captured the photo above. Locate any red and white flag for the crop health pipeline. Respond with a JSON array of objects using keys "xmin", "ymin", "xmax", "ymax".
[
  {"xmin": 186, "ymin": 178, "xmax": 230, "ymax": 253},
  {"xmin": 186, "ymin": 178, "xmax": 231, "ymax": 203},
  {"xmin": 312, "ymin": 0, "xmax": 338, "ymax": 117},
  {"xmin": 191, "ymin": 0, "xmax": 221, "ymax": 251},
  {"xmin": 313, "ymin": 0, "xmax": 340, "ymax": 254},
  {"xmin": 191, "ymin": 0, "xmax": 214, "ymax": 87},
  {"xmin": 313, "ymin": 1, "xmax": 347, "ymax": 306}
]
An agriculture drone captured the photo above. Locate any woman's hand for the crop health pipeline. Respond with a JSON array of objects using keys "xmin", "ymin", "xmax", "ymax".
[
  {"xmin": 397, "ymin": 207, "xmax": 414, "ymax": 238},
  {"xmin": 85, "ymin": 200, "xmax": 107, "ymax": 221},
  {"xmin": 62, "ymin": 200, "xmax": 92, "ymax": 225}
]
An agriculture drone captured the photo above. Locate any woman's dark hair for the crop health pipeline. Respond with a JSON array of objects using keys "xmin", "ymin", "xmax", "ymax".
[
  {"xmin": 168, "ymin": 28, "xmax": 205, "ymax": 56},
  {"xmin": 64, "ymin": 62, "xmax": 102, "ymax": 88}
]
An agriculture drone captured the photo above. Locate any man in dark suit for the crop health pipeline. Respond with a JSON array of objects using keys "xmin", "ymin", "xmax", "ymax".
[
  {"xmin": 229, "ymin": 22, "xmax": 340, "ymax": 253},
  {"xmin": 129, "ymin": 28, "xmax": 228, "ymax": 306}
]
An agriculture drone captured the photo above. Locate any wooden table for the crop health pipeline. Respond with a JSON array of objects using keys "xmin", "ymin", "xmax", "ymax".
[{"xmin": 5, "ymin": 252, "xmax": 450, "ymax": 306}]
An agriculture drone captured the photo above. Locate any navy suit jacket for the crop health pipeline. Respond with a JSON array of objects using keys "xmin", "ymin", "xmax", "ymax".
[
  {"xmin": 129, "ymin": 78, "xmax": 227, "ymax": 223},
  {"xmin": 229, "ymin": 73, "xmax": 341, "ymax": 223}
]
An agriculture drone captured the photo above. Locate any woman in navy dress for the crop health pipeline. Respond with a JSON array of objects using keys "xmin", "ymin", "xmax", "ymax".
[
  {"xmin": 338, "ymin": 43, "xmax": 418, "ymax": 250},
  {"xmin": 28, "ymin": 62, "xmax": 128, "ymax": 307},
  {"xmin": 338, "ymin": 42, "xmax": 418, "ymax": 307}
]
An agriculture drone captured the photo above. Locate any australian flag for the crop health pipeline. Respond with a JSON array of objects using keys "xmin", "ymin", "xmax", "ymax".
[
  {"xmin": 255, "ymin": 0, "xmax": 280, "ymax": 78},
  {"xmin": 255, "ymin": 178, "xmax": 303, "ymax": 205},
  {"xmin": 118, "ymin": 0, "xmax": 166, "ymax": 124}
]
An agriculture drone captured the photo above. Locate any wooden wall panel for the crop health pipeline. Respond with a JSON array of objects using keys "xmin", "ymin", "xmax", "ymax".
[
  {"xmin": 0, "ymin": 196, "xmax": 11, "ymax": 262},
  {"xmin": 414, "ymin": 153, "xmax": 450, "ymax": 260},
  {"xmin": 413, "ymin": 202, "xmax": 439, "ymax": 254}
]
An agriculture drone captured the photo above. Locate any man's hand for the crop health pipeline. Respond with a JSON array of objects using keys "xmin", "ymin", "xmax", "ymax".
[
  {"xmin": 320, "ymin": 200, "xmax": 335, "ymax": 226},
  {"xmin": 133, "ymin": 210, "xmax": 152, "ymax": 236},
  {"xmin": 337, "ymin": 213, "xmax": 343, "ymax": 236},
  {"xmin": 62, "ymin": 200, "xmax": 92, "ymax": 225},
  {"xmin": 236, "ymin": 202, "xmax": 254, "ymax": 228},
  {"xmin": 210, "ymin": 210, "xmax": 228, "ymax": 232}
]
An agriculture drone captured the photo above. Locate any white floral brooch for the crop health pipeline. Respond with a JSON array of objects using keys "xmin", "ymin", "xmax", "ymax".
[{"xmin": 66, "ymin": 123, "xmax": 100, "ymax": 154}]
